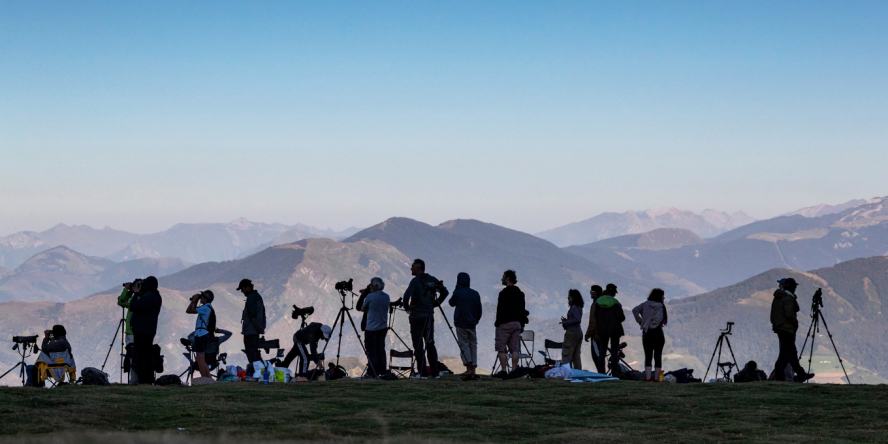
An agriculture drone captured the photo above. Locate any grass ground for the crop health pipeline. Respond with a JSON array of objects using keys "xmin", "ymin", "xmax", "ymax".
[{"xmin": 1, "ymin": 377, "xmax": 887, "ymax": 443}]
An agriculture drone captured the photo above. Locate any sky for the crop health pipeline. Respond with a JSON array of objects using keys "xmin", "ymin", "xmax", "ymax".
[{"xmin": 1, "ymin": 1, "xmax": 886, "ymax": 236}]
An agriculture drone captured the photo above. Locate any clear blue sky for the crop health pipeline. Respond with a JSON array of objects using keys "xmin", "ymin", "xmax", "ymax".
[{"xmin": 1, "ymin": 1, "xmax": 886, "ymax": 235}]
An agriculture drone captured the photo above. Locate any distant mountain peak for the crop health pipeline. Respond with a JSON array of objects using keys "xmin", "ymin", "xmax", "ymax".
[{"xmin": 785, "ymin": 199, "xmax": 868, "ymax": 218}]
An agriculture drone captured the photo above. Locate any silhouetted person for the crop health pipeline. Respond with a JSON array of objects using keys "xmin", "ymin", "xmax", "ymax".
[
  {"xmin": 403, "ymin": 259, "xmax": 448, "ymax": 379},
  {"xmin": 186, "ymin": 290, "xmax": 216, "ymax": 379},
  {"xmin": 771, "ymin": 278, "xmax": 814, "ymax": 382},
  {"xmin": 584, "ymin": 285, "xmax": 605, "ymax": 373},
  {"xmin": 238, "ymin": 278, "xmax": 266, "ymax": 373},
  {"xmin": 361, "ymin": 277, "xmax": 390, "ymax": 378},
  {"xmin": 560, "ymin": 289, "xmax": 584, "ymax": 369},
  {"xmin": 494, "ymin": 269, "xmax": 527, "ymax": 375},
  {"xmin": 449, "ymin": 272, "xmax": 482, "ymax": 379},
  {"xmin": 594, "ymin": 283, "xmax": 625, "ymax": 377},
  {"xmin": 130, "ymin": 275, "xmax": 162, "ymax": 384},
  {"xmin": 118, "ymin": 278, "xmax": 142, "ymax": 383},
  {"xmin": 633, "ymin": 288, "xmax": 668, "ymax": 382},
  {"xmin": 283, "ymin": 322, "xmax": 332, "ymax": 375}
]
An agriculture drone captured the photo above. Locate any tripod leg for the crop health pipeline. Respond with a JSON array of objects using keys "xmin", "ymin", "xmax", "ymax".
[
  {"xmin": 817, "ymin": 311, "xmax": 852, "ymax": 385},
  {"xmin": 437, "ymin": 305, "xmax": 472, "ymax": 369},
  {"xmin": 704, "ymin": 335, "xmax": 722, "ymax": 382},
  {"xmin": 101, "ymin": 319, "xmax": 125, "ymax": 371},
  {"xmin": 343, "ymin": 308, "xmax": 375, "ymax": 377},
  {"xmin": 723, "ymin": 336, "xmax": 739, "ymax": 381},
  {"xmin": 805, "ymin": 316, "xmax": 818, "ymax": 378},
  {"xmin": 320, "ymin": 309, "xmax": 344, "ymax": 358}
]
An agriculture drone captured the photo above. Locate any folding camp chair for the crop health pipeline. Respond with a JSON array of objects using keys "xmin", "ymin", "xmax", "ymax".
[
  {"xmin": 537, "ymin": 339, "xmax": 564, "ymax": 366},
  {"xmin": 491, "ymin": 330, "xmax": 537, "ymax": 374},
  {"xmin": 389, "ymin": 349, "xmax": 415, "ymax": 379},
  {"xmin": 35, "ymin": 350, "xmax": 76, "ymax": 387}
]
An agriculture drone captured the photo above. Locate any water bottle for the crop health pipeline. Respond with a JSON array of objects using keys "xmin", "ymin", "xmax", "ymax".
[{"xmin": 262, "ymin": 367, "xmax": 270, "ymax": 385}]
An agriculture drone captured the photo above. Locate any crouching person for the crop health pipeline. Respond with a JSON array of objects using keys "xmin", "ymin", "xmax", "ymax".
[{"xmin": 283, "ymin": 322, "xmax": 332, "ymax": 375}]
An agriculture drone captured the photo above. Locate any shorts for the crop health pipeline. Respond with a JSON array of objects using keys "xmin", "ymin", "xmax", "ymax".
[
  {"xmin": 194, "ymin": 334, "xmax": 209, "ymax": 355},
  {"xmin": 495, "ymin": 321, "xmax": 522, "ymax": 353}
]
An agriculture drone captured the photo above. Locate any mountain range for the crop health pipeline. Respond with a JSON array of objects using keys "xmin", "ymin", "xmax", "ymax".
[{"xmin": 536, "ymin": 207, "xmax": 756, "ymax": 247}]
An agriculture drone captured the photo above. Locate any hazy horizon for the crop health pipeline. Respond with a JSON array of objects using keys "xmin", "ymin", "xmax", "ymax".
[{"xmin": 3, "ymin": 1, "xmax": 886, "ymax": 236}]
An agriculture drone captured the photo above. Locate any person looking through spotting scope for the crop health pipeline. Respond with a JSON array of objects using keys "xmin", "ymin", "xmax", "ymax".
[
  {"xmin": 494, "ymin": 269, "xmax": 527, "ymax": 376},
  {"xmin": 449, "ymin": 272, "xmax": 482, "ymax": 380},
  {"xmin": 186, "ymin": 290, "xmax": 216, "ymax": 379},
  {"xmin": 560, "ymin": 289, "xmax": 584, "ymax": 370},
  {"xmin": 584, "ymin": 285, "xmax": 605, "ymax": 373},
  {"xmin": 633, "ymin": 288, "xmax": 668, "ymax": 382},
  {"xmin": 403, "ymin": 259, "xmax": 449, "ymax": 379},
  {"xmin": 594, "ymin": 283, "xmax": 625, "ymax": 377},
  {"xmin": 361, "ymin": 277, "xmax": 390, "ymax": 379},
  {"xmin": 118, "ymin": 278, "xmax": 142, "ymax": 384},
  {"xmin": 129, "ymin": 276, "xmax": 162, "ymax": 385},
  {"xmin": 237, "ymin": 279, "xmax": 266, "ymax": 374},
  {"xmin": 770, "ymin": 277, "xmax": 815, "ymax": 382}
]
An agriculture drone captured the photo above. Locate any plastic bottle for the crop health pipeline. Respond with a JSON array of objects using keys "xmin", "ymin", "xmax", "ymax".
[{"xmin": 262, "ymin": 367, "xmax": 270, "ymax": 385}]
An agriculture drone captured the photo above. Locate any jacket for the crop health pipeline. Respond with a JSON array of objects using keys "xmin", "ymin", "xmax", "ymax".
[
  {"xmin": 295, "ymin": 322, "xmax": 324, "ymax": 356},
  {"xmin": 449, "ymin": 272, "xmax": 482, "ymax": 329},
  {"xmin": 585, "ymin": 302, "xmax": 598, "ymax": 340},
  {"xmin": 42, "ymin": 336, "xmax": 73, "ymax": 356},
  {"xmin": 495, "ymin": 285, "xmax": 527, "ymax": 328},
  {"xmin": 403, "ymin": 273, "xmax": 449, "ymax": 319},
  {"xmin": 129, "ymin": 289, "xmax": 163, "ymax": 337},
  {"xmin": 562, "ymin": 305, "xmax": 583, "ymax": 332},
  {"xmin": 117, "ymin": 289, "xmax": 134, "ymax": 335},
  {"xmin": 355, "ymin": 292, "xmax": 369, "ymax": 331},
  {"xmin": 632, "ymin": 301, "xmax": 667, "ymax": 332},
  {"xmin": 593, "ymin": 295, "xmax": 625, "ymax": 337},
  {"xmin": 770, "ymin": 289, "xmax": 800, "ymax": 334},
  {"xmin": 241, "ymin": 290, "xmax": 266, "ymax": 335}
]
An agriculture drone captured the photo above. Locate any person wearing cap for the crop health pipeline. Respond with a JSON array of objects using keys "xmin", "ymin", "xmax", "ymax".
[
  {"xmin": 584, "ymin": 285, "xmax": 605, "ymax": 373},
  {"xmin": 282, "ymin": 322, "xmax": 332, "ymax": 375},
  {"xmin": 237, "ymin": 278, "xmax": 266, "ymax": 372},
  {"xmin": 361, "ymin": 277, "xmax": 390, "ymax": 378},
  {"xmin": 186, "ymin": 290, "xmax": 216, "ymax": 379},
  {"xmin": 593, "ymin": 283, "xmax": 626, "ymax": 376},
  {"xmin": 129, "ymin": 275, "xmax": 163, "ymax": 384},
  {"xmin": 770, "ymin": 277, "xmax": 815, "ymax": 382}
]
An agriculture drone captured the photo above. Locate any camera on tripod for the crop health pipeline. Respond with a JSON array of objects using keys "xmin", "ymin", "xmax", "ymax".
[
  {"xmin": 812, "ymin": 288, "xmax": 823, "ymax": 309},
  {"xmin": 13, "ymin": 335, "xmax": 38, "ymax": 344},
  {"xmin": 334, "ymin": 279, "xmax": 353, "ymax": 292},
  {"xmin": 721, "ymin": 322, "xmax": 734, "ymax": 334},
  {"xmin": 292, "ymin": 305, "xmax": 315, "ymax": 319},
  {"xmin": 390, "ymin": 297, "xmax": 404, "ymax": 309}
]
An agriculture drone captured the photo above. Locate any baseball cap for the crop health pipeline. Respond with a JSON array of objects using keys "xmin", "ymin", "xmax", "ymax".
[
  {"xmin": 605, "ymin": 283, "xmax": 618, "ymax": 294},
  {"xmin": 777, "ymin": 278, "xmax": 787, "ymax": 285},
  {"xmin": 200, "ymin": 290, "xmax": 215, "ymax": 302},
  {"xmin": 236, "ymin": 279, "xmax": 253, "ymax": 291},
  {"xmin": 320, "ymin": 325, "xmax": 332, "ymax": 340}
]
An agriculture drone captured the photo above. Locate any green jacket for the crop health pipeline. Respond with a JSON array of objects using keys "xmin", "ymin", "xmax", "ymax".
[
  {"xmin": 770, "ymin": 289, "xmax": 800, "ymax": 334},
  {"xmin": 117, "ymin": 289, "xmax": 134, "ymax": 335}
]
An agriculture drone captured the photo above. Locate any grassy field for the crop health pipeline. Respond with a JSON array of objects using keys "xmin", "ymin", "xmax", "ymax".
[{"xmin": 1, "ymin": 378, "xmax": 886, "ymax": 443}]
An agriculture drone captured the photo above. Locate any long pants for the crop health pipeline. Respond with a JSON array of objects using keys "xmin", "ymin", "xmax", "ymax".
[
  {"xmin": 597, "ymin": 334, "xmax": 621, "ymax": 376},
  {"xmin": 410, "ymin": 315, "xmax": 438, "ymax": 377},
  {"xmin": 282, "ymin": 342, "xmax": 310, "ymax": 374},
  {"xmin": 774, "ymin": 331, "xmax": 807, "ymax": 378},
  {"xmin": 589, "ymin": 338, "xmax": 605, "ymax": 373},
  {"xmin": 125, "ymin": 334, "xmax": 138, "ymax": 385},
  {"xmin": 243, "ymin": 334, "xmax": 261, "ymax": 372},
  {"xmin": 643, "ymin": 327, "xmax": 665, "ymax": 368},
  {"xmin": 364, "ymin": 329, "xmax": 387, "ymax": 378},
  {"xmin": 561, "ymin": 330, "xmax": 583, "ymax": 370},
  {"xmin": 456, "ymin": 327, "xmax": 478, "ymax": 366},
  {"xmin": 133, "ymin": 334, "xmax": 155, "ymax": 385}
]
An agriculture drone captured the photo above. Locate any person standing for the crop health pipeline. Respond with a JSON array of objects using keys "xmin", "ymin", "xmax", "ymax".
[
  {"xmin": 361, "ymin": 277, "xmax": 390, "ymax": 378},
  {"xmin": 633, "ymin": 288, "xmax": 668, "ymax": 382},
  {"xmin": 560, "ymin": 289, "xmax": 584, "ymax": 369},
  {"xmin": 129, "ymin": 275, "xmax": 162, "ymax": 385},
  {"xmin": 237, "ymin": 278, "xmax": 266, "ymax": 373},
  {"xmin": 186, "ymin": 290, "xmax": 216, "ymax": 379},
  {"xmin": 771, "ymin": 278, "xmax": 815, "ymax": 382},
  {"xmin": 403, "ymin": 259, "xmax": 448, "ymax": 379},
  {"xmin": 584, "ymin": 285, "xmax": 605, "ymax": 373},
  {"xmin": 118, "ymin": 278, "xmax": 142, "ymax": 384},
  {"xmin": 494, "ymin": 269, "xmax": 527, "ymax": 376},
  {"xmin": 594, "ymin": 283, "xmax": 625, "ymax": 377},
  {"xmin": 449, "ymin": 272, "xmax": 482, "ymax": 380}
]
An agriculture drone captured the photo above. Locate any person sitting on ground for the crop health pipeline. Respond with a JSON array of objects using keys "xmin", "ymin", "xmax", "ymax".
[
  {"xmin": 186, "ymin": 290, "xmax": 216, "ymax": 379},
  {"xmin": 361, "ymin": 277, "xmax": 390, "ymax": 379},
  {"xmin": 633, "ymin": 288, "xmax": 668, "ymax": 382},
  {"xmin": 735, "ymin": 361, "xmax": 768, "ymax": 382},
  {"xmin": 282, "ymin": 322, "xmax": 332, "ymax": 375},
  {"xmin": 560, "ymin": 289, "xmax": 584, "ymax": 370},
  {"xmin": 449, "ymin": 272, "xmax": 482, "ymax": 380},
  {"xmin": 594, "ymin": 283, "xmax": 625, "ymax": 377},
  {"xmin": 770, "ymin": 277, "xmax": 814, "ymax": 382},
  {"xmin": 584, "ymin": 285, "xmax": 605, "ymax": 373},
  {"xmin": 494, "ymin": 269, "xmax": 527, "ymax": 376}
]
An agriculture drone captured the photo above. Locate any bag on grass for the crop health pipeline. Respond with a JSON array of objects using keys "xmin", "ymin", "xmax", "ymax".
[
  {"xmin": 154, "ymin": 374, "xmax": 183, "ymax": 386},
  {"xmin": 80, "ymin": 367, "xmax": 110, "ymax": 386}
]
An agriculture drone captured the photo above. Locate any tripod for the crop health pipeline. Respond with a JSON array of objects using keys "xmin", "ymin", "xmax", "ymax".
[
  {"xmin": 100, "ymin": 307, "xmax": 127, "ymax": 384},
  {"xmin": 704, "ymin": 322, "xmax": 739, "ymax": 382},
  {"xmin": 799, "ymin": 288, "xmax": 851, "ymax": 384},
  {"xmin": 0, "ymin": 340, "xmax": 38, "ymax": 386},
  {"xmin": 320, "ymin": 288, "xmax": 376, "ymax": 378}
]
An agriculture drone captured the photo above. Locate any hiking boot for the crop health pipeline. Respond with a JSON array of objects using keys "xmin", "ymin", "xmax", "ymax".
[{"xmin": 794, "ymin": 372, "xmax": 815, "ymax": 382}]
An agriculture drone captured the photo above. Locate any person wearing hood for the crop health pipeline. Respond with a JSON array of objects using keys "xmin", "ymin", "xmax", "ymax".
[
  {"xmin": 237, "ymin": 278, "xmax": 266, "ymax": 373},
  {"xmin": 560, "ymin": 289, "xmax": 584, "ymax": 370},
  {"xmin": 129, "ymin": 275, "xmax": 162, "ymax": 384},
  {"xmin": 403, "ymin": 259, "xmax": 449, "ymax": 379},
  {"xmin": 594, "ymin": 283, "xmax": 625, "ymax": 376},
  {"xmin": 633, "ymin": 288, "xmax": 668, "ymax": 382},
  {"xmin": 770, "ymin": 277, "xmax": 815, "ymax": 382},
  {"xmin": 584, "ymin": 285, "xmax": 605, "ymax": 373},
  {"xmin": 449, "ymin": 272, "xmax": 482, "ymax": 380}
]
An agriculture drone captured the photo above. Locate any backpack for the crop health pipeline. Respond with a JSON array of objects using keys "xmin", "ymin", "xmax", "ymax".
[
  {"xmin": 328, "ymin": 365, "xmax": 348, "ymax": 380},
  {"xmin": 153, "ymin": 344, "xmax": 164, "ymax": 373},
  {"xmin": 80, "ymin": 367, "xmax": 110, "ymax": 386},
  {"xmin": 154, "ymin": 374, "xmax": 183, "ymax": 386}
]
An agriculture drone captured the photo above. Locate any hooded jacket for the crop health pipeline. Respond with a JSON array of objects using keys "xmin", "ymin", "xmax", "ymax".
[
  {"xmin": 129, "ymin": 277, "xmax": 162, "ymax": 337},
  {"xmin": 632, "ymin": 301, "xmax": 667, "ymax": 332},
  {"xmin": 593, "ymin": 295, "xmax": 625, "ymax": 337},
  {"xmin": 403, "ymin": 273, "xmax": 449, "ymax": 319},
  {"xmin": 241, "ymin": 290, "xmax": 266, "ymax": 335},
  {"xmin": 449, "ymin": 272, "xmax": 482, "ymax": 329},
  {"xmin": 770, "ymin": 289, "xmax": 800, "ymax": 334}
]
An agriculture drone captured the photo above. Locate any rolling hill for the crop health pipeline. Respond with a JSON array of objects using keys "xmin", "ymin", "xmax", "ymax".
[{"xmin": 0, "ymin": 224, "xmax": 141, "ymax": 269}]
